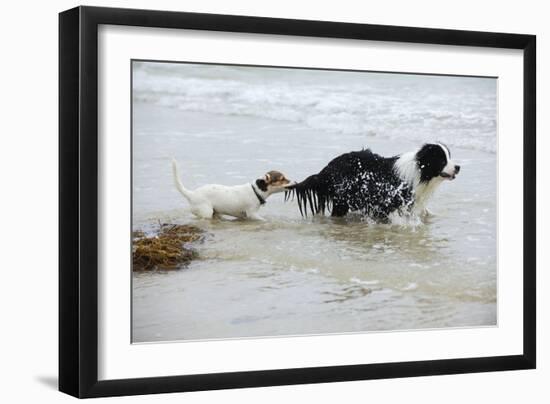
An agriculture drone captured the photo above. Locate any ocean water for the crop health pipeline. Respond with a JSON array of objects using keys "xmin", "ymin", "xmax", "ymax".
[
  {"xmin": 133, "ymin": 61, "xmax": 496, "ymax": 153},
  {"xmin": 132, "ymin": 61, "xmax": 497, "ymax": 342}
]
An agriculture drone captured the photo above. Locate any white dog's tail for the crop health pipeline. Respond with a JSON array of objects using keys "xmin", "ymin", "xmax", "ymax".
[{"xmin": 172, "ymin": 159, "xmax": 195, "ymax": 203}]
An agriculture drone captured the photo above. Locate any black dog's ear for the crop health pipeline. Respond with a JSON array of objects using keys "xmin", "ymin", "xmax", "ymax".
[{"xmin": 255, "ymin": 179, "xmax": 268, "ymax": 192}]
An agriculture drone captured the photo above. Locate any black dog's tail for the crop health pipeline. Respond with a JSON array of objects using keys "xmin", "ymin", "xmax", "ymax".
[{"xmin": 284, "ymin": 174, "xmax": 332, "ymax": 217}]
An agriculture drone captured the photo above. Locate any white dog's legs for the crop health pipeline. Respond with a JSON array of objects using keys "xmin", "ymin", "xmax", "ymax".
[
  {"xmin": 246, "ymin": 211, "xmax": 265, "ymax": 221},
  {"xmin": 190, "ymin": 204, "xmax": 214, "ymax": 219}
]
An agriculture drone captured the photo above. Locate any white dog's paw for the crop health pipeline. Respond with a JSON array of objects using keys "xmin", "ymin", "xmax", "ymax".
[{"xmin": 246, "ymin": 212, "xmax": 266, "ymax": 221}]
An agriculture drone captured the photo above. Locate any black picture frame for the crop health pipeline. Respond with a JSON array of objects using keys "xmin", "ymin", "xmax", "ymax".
[{"xmin": 59, "ymin": 5, "xmax": 536, "ymax": 398}]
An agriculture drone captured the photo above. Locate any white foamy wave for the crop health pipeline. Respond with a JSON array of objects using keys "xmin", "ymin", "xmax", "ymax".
[
  {"xmin": 401, "ymin": 282, "xmax": 419, "ymax": 291},
  {"xmin": 133, "ymin": 62, "xmax": 496, "ymax": 153},
  {"xmin": 350, "ymin": 277, "xmax": 380, "ymax": 286}
]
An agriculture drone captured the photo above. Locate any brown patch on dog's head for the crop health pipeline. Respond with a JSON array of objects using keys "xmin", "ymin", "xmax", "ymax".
[
  {"xmin": 256, "ymin": 170, "xmax": 292, "ymax": 194},
  {"xmin": 265, "ymin": 171, "xmax": 291, "ymax": 187}
]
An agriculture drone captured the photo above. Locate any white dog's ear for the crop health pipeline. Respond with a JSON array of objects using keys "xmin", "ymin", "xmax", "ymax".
[{"xmin": 264, "ymin": 173, "xmax": 272, "ymax": 183}]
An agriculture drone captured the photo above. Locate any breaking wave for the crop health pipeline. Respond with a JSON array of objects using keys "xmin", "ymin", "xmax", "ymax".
[{"xmin": 133, "ymin": 62, "xmax": 497, "ymax": 153}]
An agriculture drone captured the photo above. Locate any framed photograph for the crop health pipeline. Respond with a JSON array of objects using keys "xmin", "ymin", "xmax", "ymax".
[{"xmin": 59, "ymin": 6, "xmax": 536, "ymax": 398}]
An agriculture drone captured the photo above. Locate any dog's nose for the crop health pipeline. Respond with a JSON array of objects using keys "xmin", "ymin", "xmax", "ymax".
[{"xmin": 455, "ymin": 165, "xmax": 461, "ymax": 173}]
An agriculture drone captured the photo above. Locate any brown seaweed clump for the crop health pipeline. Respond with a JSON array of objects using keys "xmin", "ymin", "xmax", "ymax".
[{"xmin": 132, "ymin": 224, "xmax": 204, "ymax": 271}]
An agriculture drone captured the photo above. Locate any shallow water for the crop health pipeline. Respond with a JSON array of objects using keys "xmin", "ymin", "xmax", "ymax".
[{"xmin": 132, "ymin": 64, "xmax": 497, "ymax": 343}]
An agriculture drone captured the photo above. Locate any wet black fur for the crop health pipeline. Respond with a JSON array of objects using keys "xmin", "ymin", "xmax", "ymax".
[{"xmin": 285, "ymin": 145, "xmax": 449, "ymax": 220}]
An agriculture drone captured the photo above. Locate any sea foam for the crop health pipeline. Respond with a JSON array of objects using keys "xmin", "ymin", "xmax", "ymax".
[{"xmin": 133, "ymin": 62, "xmax": 497, "ymax": 154}]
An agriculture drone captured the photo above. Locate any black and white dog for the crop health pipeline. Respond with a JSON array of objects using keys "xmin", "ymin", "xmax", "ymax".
[{"xmin": 285, "ymin": 143, "xmax": 460, "ymax": 221}]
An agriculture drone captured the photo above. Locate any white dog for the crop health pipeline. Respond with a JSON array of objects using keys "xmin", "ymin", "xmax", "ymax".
[{"xmin": 172, "ymin": 159, "xmax": 292, "ymax": 220}]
